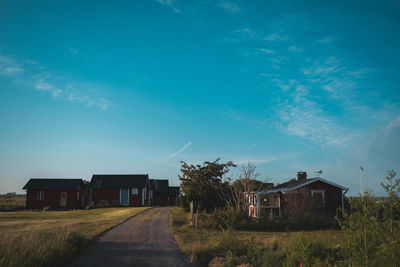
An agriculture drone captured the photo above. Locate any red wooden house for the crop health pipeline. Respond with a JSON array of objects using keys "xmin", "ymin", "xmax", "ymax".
[
  {"xmin": 89, "ymin": 174, "xmax": 149, "ymax": 206},
  {"xmin": 168, "ymin": 186, "xmax": 180, "ymax": 206},
  {"xmin": 148, "ymin": 179, "xmax": 169, "ymax": 206},
  {"xmin": 23, "ymin": 178, "xmax": 86, "ymax": 210},
  {"xmin": 248, "ymin": 172, "xmax": 348, "ymax": 218}
]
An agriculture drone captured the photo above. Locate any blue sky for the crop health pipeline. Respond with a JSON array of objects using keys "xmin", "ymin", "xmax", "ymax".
[{"xmin": 0, "ymin": 0, "xmax": 399, "ymax": 195}]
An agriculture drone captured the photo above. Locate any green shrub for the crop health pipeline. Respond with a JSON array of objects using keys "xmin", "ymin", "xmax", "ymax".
[
  {"xmin": 218, "ymin": 229, "xmax": 248, "ymax": 255},
  {"xmin": 282, "ymin": 234, "xmax": 333, "ymax": 267}
]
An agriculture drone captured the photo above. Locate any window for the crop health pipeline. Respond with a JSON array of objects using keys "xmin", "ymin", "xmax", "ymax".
[
  {"xmin": 132, "ymin": 188, "xmax": 138, "ymax": 195},
  {"xmin": 77, "ymin": 191, "xmax": 80, "ymax": 200},
  {"xmin": 36, "ymin": 191, "xmax": 44, "ymax": 201},
  {"xmin": 311, "ymin": 190, "xmax": 325, "ymax": 207}
]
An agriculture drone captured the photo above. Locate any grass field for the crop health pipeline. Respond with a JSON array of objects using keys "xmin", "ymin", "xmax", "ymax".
[
  {"xmin": 0, "ymin": 207, "xmax": 150, "ymax": 267},
  {"xmin": 170, "ymin": 208, "xmax": 344, "ymax": 266},
  {"xmin": 0, "ymin": 196, "xmax": 25, "ymax": 212}
]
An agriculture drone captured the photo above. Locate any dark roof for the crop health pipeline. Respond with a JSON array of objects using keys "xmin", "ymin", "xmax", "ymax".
[
  {"xmin": 274, "ymin": 178, "xmax": 317, "ymax": 190},
  {"xmin": 168, "ymin": 186, "xmax": 180, "ymax": 196},
  {"xmin": 90, "ymin": 174, "xmax": 149, "ymax": 189},
  {"xmin": 264, "ymin": 177, "xmax": 347, "ymax": 193},
  {"xmin": 149, "ymin": 179, "xmax": 169, "ymax": 193},
  {"xmin": 23, "ymin": 179, "xmax": 83, "ymax": 190}
]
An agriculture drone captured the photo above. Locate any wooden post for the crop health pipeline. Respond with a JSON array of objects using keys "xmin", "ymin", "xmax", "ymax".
[{"xmin": 189, "ymin": 201, "xmax": 194, "ymax": 226}]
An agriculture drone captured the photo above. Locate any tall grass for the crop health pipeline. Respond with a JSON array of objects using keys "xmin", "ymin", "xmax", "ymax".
[
  {"xmin": 0, "ymin": 207, "xmax": 149, "ymax": 267},
  {"xmin": 0, "ymin": 196, "xmax": 25, "ymax": 212},
  {"xmin": 169, "ymin": 207, "xmax": 344, "ymax": 266}
]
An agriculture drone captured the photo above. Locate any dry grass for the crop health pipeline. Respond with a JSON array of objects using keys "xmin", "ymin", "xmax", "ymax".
[
  {"xmin": 0, "ymin": 207, "xmax": 150, "ymax": 266},
  {"xmin": 169, "ymin": 208, "xmax": 344, "ymax": 266},
  {"xmin": 0, "ymin": 196, "xmax": 26, "ymax": 211}
]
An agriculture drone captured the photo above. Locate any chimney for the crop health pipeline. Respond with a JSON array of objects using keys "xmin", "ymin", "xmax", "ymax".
[{"xmin": 297, "ymin": 171, "xmax": 307, "ymax": 182}]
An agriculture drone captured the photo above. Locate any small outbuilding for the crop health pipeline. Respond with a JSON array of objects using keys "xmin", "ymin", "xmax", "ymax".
[
  {"xmin": 89, "ymin": 174, "xmax": 149, "ymax": 206},
  {"xmin": 23, "ymin": 178, "xmax": 85, "ymax": 210}
]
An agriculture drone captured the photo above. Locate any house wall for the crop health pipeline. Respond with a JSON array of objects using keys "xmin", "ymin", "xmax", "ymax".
[
  {"xmin": 306, "ymin": 181, "xmax": 342, "ymax": 215},
  {"xmin": 26, "ymin": 189, "xmax": 82, "ymax": 210},
  {"xmin": 284, "ymin": 181, "xmax": 342, "ymax": 215},
  {"xmin": 91, "ymin": 187, "xmax": 146, "ymax": 206},
  {"xmin": 168, "ymin": 195, "xmax": 178, "ymax": 206},
  {"xmin": 152, "ymin": 192, "xmax": 169, "ymax": 206},
  {"xmin": 130, "ymin": 187, "xmax": 145, "ymax": 206}
]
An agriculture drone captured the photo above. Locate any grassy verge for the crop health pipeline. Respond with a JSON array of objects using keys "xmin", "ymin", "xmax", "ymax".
[
  {"xmin": 0, "ymin": 207, "xmax": 150, "ymax": 266},
  {"xmin": 0, "ymin": 196, "xmax": 25, "ymax": 212},
  {"xmin": 170, "ymin": 207, "xmax": 344, "ymax": 266}
]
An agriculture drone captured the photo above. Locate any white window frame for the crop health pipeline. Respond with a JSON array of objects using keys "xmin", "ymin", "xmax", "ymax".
[
  {"xmin": 36, "ymin": 191, "xmax": 44, "ymax": 201},
  {"xmin": 132, "ymin": 188, "xmax": 138, "ymax": 195},
  {"xmin": 311, "ymin": 189, "xmax": 325, "ymax": 207}
]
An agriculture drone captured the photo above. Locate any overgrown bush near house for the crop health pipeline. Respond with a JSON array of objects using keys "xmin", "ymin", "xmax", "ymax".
[
  {"xmin": 197, "ymin": 207, "xmax": 249, "ymax": 230},
  {"xmin": 282, "ymin": 234, "xmax": 336, "ymax": 267},
  {"xmin": 218, "ymin": 229, "xmax": 248, "ymax": 255},
  {"xmin": 338, "ymin": 170, "xmax": 400, "ymax": 266}
]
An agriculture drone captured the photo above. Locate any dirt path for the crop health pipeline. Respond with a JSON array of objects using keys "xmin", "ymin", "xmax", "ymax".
[{"xmin": 71, "ymin": 207, "xmax": 189, "ymax": 267}]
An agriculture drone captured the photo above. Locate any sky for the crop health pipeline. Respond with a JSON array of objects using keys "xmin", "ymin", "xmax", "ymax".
[{"xmin": 0, "ymin": 0, "xmax": 399, "ymax": 196}]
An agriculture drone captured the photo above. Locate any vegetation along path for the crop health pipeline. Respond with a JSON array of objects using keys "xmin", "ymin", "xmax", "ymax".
[{"xmin": 71, "ymin": 207, "xmax": 189, "ymax": 267}]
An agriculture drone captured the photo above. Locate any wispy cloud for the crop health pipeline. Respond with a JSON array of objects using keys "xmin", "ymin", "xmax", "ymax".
[
  {"xmin": 35, "ymin": 80, "xmax": 62, "ymax": 97},
  {"xmin": 155, "ymin": 0, "xmax": 182, "ymax": 13},
  {"xmin": 0, "ymin": 56, "xmax": 24, "ymax": 75},
  {"xmin": 67, "ymin": 93, "xmax": 110, "ymax": 111},
  {"xmin": 384, "ymin": 115, "xmax": 400, "ymax": 136},
  {"xmin": 156, "ymin": 0, "xmax": 173, "ymax": 5},
  {"xmin": 218, "ymin": 2, "xmax": 240, "ymax": 13},
  {"xmin": 260, "ymin": 48, "xmax": 274, "ymax": 55},
  {"xmin": 0, "ymin": 54, "xmax": 111, "ymax": 111},
  {"xmin": 69, "ymin": 47, "xmax": 79, "ymax": 55},
  {"xmin": 288, "ymin": 45, "xmax": 303, "ymax": 52},
  {"xmin": 264, "ymin": 34, "xmax": 288, "ymax": 41},
  {"xmin": 169, "ymin": 142, "xmax": 192, "ymax": 158}
]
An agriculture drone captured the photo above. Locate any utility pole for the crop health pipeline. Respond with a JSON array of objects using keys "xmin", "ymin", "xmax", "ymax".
[{"xmin": 360, "ymin": 166, "xmax": 365, "ymax": 196}]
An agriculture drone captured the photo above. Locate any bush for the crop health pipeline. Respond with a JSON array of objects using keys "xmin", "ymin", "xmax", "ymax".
[
  {"xmin": 198, "ymin": 208, "xmax": 248, "ymax": 230},
  {"xmin": 282, "ymin": 234, "xmax": 334, "ymax": 267}
]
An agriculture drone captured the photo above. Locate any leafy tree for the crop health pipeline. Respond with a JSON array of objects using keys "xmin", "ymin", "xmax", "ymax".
[{"xmin": 179, "ymin": 159, "xmax": 236, "ymax": 211}]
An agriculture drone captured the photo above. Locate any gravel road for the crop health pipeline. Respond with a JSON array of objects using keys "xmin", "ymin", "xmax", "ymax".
[{"xmin": 71, "ymin": 207, "xmax": 190, "ymax": 267}]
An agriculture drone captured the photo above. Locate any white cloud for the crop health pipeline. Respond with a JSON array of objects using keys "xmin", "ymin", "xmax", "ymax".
[
  {"xmin": 218, "ymin": 2, "xmax": 240, "ymax": 13},
  {"xmin": 35, "ymin": 80, "xmax": 62, "ymax": 97},
  {"xmin": 169, "ymin": 142, "xmax": 192, "ymax": 158},
  {"xmin": 155, "ymin": 0, "xmax": 182, "ymax": 13},
  {"xmin": 0, "ymin": 56, "xmax": 23, "ymax": 75},
  {"xmin": 260, "ymin": 48, "xmax": 274, "ymax": 55},
  {"xmin": 384, "ymin": 115, "xmax": 400, "ymax": 136},
  {"xmin": 288, "ymin": 45, "xmax": 303, "ymax": 52},
  {"xmin": 272, "ymin": 77, "xmax": 354, "ymax": 146},
  {"xmin": 69, "ymin": 47, "xmax": 79, "ymax": 55},
  {"xmin": 156, "ymin": 0, "xmax": 173, "ymax": 5},
  {"xmin": 0, "ymin": 54, "xmax": 111, "ymax": 111},
  {"xmin": 264, "ymin": 34, "xmax": 288, "ymax": 41},
  {"xmin": 67, "ymin": 92, "xmax": 110, "ymax": 111}
]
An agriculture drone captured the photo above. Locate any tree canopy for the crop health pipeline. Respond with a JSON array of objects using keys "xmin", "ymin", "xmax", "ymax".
[{"xmin": 179, "ymin": 158, "xmax": 236, "ymax": 211}]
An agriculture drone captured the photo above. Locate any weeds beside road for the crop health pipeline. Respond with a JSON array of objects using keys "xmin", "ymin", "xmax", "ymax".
[
  {"xmin": 169, "ymin": 207, "xmax": 344, "ymax": 266},
  {"xmin": 0, "ymin": 207, "xmax": 150, "ymax": 267}
]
